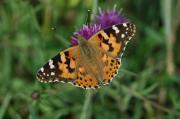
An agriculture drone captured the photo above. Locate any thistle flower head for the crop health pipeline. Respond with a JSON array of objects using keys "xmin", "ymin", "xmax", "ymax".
[
  {"xmin": 70, "ymin": 6, "xmax": 128, "ymax": 46},
  {"xmin": 71, "ymin": 24, "xmax": 102, "ymax": 46},
  {"xmin": 95, "ymin": 6, "xmax": 128, "ymax": 28}
]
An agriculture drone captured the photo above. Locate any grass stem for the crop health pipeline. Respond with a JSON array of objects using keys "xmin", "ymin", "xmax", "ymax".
[
  {"xmin": 120, "ymin": 84, "xmax": 180, "ymax": 117},
  {"xmin": 0, "ymin": 94, "xmax": 11, "ymax": 119},
  {"xmin": 162, "ymin": 0, "xmax": 175, "ymax": 75},
  {"xmin": 80, "ymin": 90, "xmax": 93, "ymax": 119}
]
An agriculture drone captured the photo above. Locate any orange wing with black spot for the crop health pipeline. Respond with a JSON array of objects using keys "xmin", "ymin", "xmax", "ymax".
[
  {"xmin": 36, "ymin": 47, "xmax": 77, "ymax": 83},
  {"xmin": 89, "ymin": 23, "xmax": 136, "ymax": 58},
  {"xmin": 73, "ymin": 67, "xmax": 99, "ymax": 89},
  {"xmin": 101, "ymin": 54, "xmax": 121, "ymax": 84},
  {"xmin": 36, "ymin": 47, "xmax": 100, "ymax": 89}
]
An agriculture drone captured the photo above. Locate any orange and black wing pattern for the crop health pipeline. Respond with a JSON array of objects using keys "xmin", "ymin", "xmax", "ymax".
[
  {"xmin": 90, "ymin": 23, "xmax": 136, "ymax": 58},
  {"xmin": 73, "ymin": 66, "xmax": 100, "ymax": 89},
  {"xmin": 36, "ymin": 47, "xmax": 77, "ymax": 83},
  {"xmin": 36, "ymin": 47, "xmax": 100, "ymax": 89},
  {"xmin": 101, "ymin": 54, "xmax": 121, "ymax": 85}
]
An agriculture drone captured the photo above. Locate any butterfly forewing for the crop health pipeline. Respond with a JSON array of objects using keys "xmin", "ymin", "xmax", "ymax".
[
  {"xmin": 90, "ymin": 22, "xmax": 136, "ymax": 58},
  {"xmin": 36, "ymin": 47, "xmax": 77, "ymax": 83},
  {"xmin": 36, "ymin": 46, "xmax": 101, "ymax": 89}
]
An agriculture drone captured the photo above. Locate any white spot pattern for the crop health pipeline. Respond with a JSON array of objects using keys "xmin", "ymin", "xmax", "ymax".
[
  {"xmin": 123, "ymin": 23, "xmax": 127, "ymax": 27},
  {"xmin": 49, "ymin": 59, "xmax": 55, "ymax": 69},
  {"xmin": 40, "ymin": 67, "xmax": 44, "ymax": 72},
  {"xmin": 51, "ymin": 72, "xmax": 55, "ymax": 76},
  {"xmin": 121, "ymin": 34, "xmax": 125, "ymax": 38},
  {"xmin": 112, "ymin": 25, "xmax": 120, "ymax": 33}
]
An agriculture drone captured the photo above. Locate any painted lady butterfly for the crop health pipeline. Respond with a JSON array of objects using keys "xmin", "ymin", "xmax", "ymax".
[{"xmin": 36, "ymin": 23, "xmax": 136, "ymax": 89}]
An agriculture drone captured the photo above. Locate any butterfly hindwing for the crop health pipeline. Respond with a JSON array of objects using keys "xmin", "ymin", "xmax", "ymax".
[
  {"xmin": 36, "ymin": 47, "xmax": 77, "ymax": 83},
  {"xmin": 73, "ymin": 66, "xmax": 100, "ymax": 89},
  {"xmin": 101, "ymin": 54, "xmax": 121, "ymax": 84},
  {"xmin": 90, "ymin": 22, "xmax": 136, "ymax": 58}
]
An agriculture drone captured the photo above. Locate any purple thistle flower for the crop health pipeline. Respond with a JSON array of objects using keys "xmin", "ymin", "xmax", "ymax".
[
  {"xmin": 70, "ymin": 5, "xmax": 128, "ymax": 46},
  {"xmin": 95, "ymin": 6, "xmax": 128, "ymax": 28},
  {"xmin": 71, "ymin": 24, "xmax": 102, "ymax": 46}
]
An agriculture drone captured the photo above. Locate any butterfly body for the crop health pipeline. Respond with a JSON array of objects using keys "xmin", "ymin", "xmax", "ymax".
[
  {"xmin": 36, "ymin": 23, "xmax": 136, "ymax": 89},
  {"xmin": 75, "ymin": 36, "xmax": 105, "ymax": 85}
]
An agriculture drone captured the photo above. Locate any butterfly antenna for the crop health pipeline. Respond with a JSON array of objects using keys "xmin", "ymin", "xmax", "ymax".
[{"xmin": 85, "ymin": 10, "xmax": 91, "ymax": 25}]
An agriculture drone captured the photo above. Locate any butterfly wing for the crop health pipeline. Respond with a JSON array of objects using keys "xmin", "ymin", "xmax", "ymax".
[
  {"xmin": 87, "ymin": 22, "xmax": 136, "ymax": 85},
  {"xmin": 71, "ymin": 51, "xmax": 121, "ymax": 88},
  {"xmin": 73, "ymin": 66, "xmax": 100, "ymax": 89},
  {"xmin": 89, "ymin": 22, "xmax": 136, "ymax": 58},
  {"xmin": 36, "ymin": 46, "xmax": 100, "ymax": 89},
  {"xmin": 101, "ymin": 54, "xmax": 121, "ymax": 84},
  {"xmin": 73, "ymin": 53, "xmax": 121, "ymax": 88},
  {"xmin": 36, "ymin": 47, "xmax": 77, "ymax": 83}
]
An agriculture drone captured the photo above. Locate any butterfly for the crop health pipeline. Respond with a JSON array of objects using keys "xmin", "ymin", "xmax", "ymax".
[{"xmin": 36, "ymin": 22, "xmax": 136, "ymax": 89}]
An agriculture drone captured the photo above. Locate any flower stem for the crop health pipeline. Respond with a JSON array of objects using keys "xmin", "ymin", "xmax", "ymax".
[
  {"xmin": 162, "ymin": 0, "xmax": 175, "ymax": 75},
  {"xmin": 92, "ymin": 0, "xmax": 98, "ymax": 20},
  {"xmin": 80, "ymin": 90, "xmax": 93, "ymax": 119},
  {"xmin": 42, "ymin": 0, "xmax": 52, "ymax": 36}
]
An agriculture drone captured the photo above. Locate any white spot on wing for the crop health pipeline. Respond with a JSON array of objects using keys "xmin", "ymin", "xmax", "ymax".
[
  {"xmin": 51, "ymin": 72, "xmax": 55, "ymax": 76},
  {"xmin": 123, "ymin": 23, "xmax": 127, "ymax": 27},
  {"xmin": 40, "ymin": 67, "xmax": 44, "ymax": 72},
  {"xmin": 112, "ymin": 25, "xmax": 120, "ymax": 34},
  {"xmin": 125, "ymin": 41, "xmax": 129, "ymax": 45},
  {"xmin": 121, "ymin": 34, "xmax": 125, "ymax": 38},
  {"xmin": 49, "ymin": 59, "xmax": 55, "ymax": 69},
  {"xmin": 54, "ymin": 79, "xmax": 59, "ymax": 82},
  {"xmin": 68, "ymin": 82, "xmax": 73, "ymax": 85}
]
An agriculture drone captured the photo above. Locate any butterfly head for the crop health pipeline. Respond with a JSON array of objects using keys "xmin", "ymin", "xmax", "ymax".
[
  {"xmin": 77, "ymin": 35, "xmax": 88, "ymax": 43},
  {"xmin": 77, "ymin": 35, "xmax": 91, "ymax": 49}
]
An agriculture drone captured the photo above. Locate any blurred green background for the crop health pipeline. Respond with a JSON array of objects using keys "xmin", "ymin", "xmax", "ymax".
[{"xmin": 0, "ymin": 0, "xmax": 180, "ymax": 119}]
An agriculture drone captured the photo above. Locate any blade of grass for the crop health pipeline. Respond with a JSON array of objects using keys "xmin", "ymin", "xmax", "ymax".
[
  {"xmin": 42, "ymin": 0, "xmax": 53, "ymax": 36},
  {"xmin": 91, "ymin": 0, "xmax": 98, "ymax": 20},
  {"xmin": 161, "ymin": 0, "xmax": 175, "ymax": 75},
  {"xmin": 119, "ymin": 69, "xmax": 138, "ymax": 77},
  {"xmin": 115, "ymin": 82, "xmax": 180, "ymax": 117},
  {"xmin": 55, "ymin": 34, "xmax": 70, "ymax": 47},
  {"xmin": 80, "ymin": 90, "xmax": 93, "ymax": 119},
  {"xmin": 0, "ymin": 94, "xmax": 11, "ymax": 119}
]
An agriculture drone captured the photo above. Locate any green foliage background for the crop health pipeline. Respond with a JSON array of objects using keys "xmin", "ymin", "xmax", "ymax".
[{"xmin": 0, "ymin": 0, "xmax": 180, "ymax": 119}]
